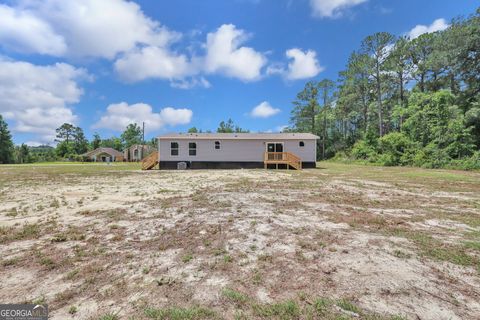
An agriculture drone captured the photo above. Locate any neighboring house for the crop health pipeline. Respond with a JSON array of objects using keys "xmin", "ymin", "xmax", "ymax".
[
  {"xmin": 156, "ymin": 132, "xmax": 319, "ymax": 170},
  {"xmin": 82, "ymin": 148, "xmax": 124, "ymax": 162},
  {"xmin": 124, "ymin": 144, "xmax": 156, "ymax": 162}
]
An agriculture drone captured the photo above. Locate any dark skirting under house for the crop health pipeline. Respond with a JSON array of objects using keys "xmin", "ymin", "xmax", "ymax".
[{"xmin": 158, "ymin": 161, "xmax": 316, "ymax": 170}]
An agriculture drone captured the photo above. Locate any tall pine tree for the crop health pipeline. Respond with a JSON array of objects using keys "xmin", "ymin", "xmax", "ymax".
[{"xmin": 0, "ymin": 115, "xmax": 14, "ymax": 164}]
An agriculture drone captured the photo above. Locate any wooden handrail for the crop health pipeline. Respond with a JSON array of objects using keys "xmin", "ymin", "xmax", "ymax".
[
  {"xmin": 142, "ymin": 151, "xmax": 159, "ymax": 170},
  {"xmin": 264, "ymin": 152, "xmax": 302, "ymax": 170}
]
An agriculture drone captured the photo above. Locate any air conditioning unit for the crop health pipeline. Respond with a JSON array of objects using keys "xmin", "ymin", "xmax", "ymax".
[{"xmin": 177, "ymin": 162, "xmax": 187, "ymax": 170}]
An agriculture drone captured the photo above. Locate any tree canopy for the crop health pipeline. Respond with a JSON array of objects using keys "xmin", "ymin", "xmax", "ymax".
[
  {"xmin": 121, "ymin": 123, "xmax": 143, "ymax": 149},
  {"xmin": 289, "ymin": 7, "xmax": 480, "ymax": 169},
  {"xmin": 217, "ymin": 119, "xmax": 249, "ymax": 133}
]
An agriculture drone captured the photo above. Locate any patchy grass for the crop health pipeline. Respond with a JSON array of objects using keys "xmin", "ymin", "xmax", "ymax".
[
  {"xmin": 222, "ymin": 288, "xmax": 250, "ymax": 306},
  {"xmin": 143, "ymin": 306, "xmax": 218, "ymax": 319},
  {"xmin": 222, "ymin": 290, "xmax": 404, "ymax": 320},
  {"xmin": 464, "ymin": 241, "xmax": 480, "ymax": 251},
  {"xmin": 98, "ymin": 313, "xmax": 120, "ymax": 320},
  {"xmin": 390, "ymin": 229, "xmax": 479, "ymax": 268},
  {"xmin": 0, "ymin": 223, "xmax": 44, "ymax": 244},
  {"xmin": 0, "ymin": 162, "xmax": 479, "ymax": 319},
  {"xmin": 182, "ymin": 253, "xmax": 193, "ymax": 263},
  {"xmin": 68, "ymin": 305, "xmax": 77, "ymax": 315},
  {"xmin": 336, "ymin": 298, "xmax": 361, "ymax": 314},
  {"xmin": 252, "ymin": 300, "xmax": 301, "ymax": 318}
]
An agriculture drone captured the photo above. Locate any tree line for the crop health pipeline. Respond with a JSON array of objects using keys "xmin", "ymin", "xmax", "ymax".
[
  {"xmin": 0, "ymin": 117, "xmax": 152, "ymax": 164},
  {"xmin": 0, "ymin": 116, "xmax": 249, "ymax": 164},
  {"xmin": 289, "ymin": 8, "xmax": 480, "ymax": 169},
  {"xmin": 188, "ymin": 118, "xmax": 249, "ymax": 134}
]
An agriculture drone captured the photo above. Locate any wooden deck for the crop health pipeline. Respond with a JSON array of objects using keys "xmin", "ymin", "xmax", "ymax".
[
  {"xmin": 264, "ymin": 152, "xmax": 302, "ymax": 170},
  {"xmin": 142, "ymin": 151, "xmax": 302, "ymax": 170}
]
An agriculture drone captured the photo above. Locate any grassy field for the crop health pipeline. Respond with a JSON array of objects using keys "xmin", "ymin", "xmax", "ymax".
[{"xmin": 0, "ymin": 162, "xmax": 479, "ymax": 319}]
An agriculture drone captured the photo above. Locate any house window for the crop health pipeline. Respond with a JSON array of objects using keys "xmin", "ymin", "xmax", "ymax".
[
  {"xmin": 215, "ymin": 141, "xmax": 220, "ymax": 150},
  {"xmin": 189, "ymin": 142, "xmax": 197, "ymax": 156},
  {"xmin": 299, "ymin": 141, "xmax": 305, "ymax": 147},
  {"xmin": 171, "ymin": 142, "xmax": 179, "ymax": 156}
]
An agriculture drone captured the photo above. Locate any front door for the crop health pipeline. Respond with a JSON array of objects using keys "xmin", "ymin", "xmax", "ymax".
[
  {"xmin": 267, "ymin": 143, "xmax": 283, "ymax": 152},
  {"xmin": 266, "ymin": 143, "xmax": 284, "ymax": 160}
]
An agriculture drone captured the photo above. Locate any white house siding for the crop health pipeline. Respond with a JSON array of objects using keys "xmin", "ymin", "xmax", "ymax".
[{"xmin": 158, "ymin": 139, "xmax": 316, "ymax": 163}]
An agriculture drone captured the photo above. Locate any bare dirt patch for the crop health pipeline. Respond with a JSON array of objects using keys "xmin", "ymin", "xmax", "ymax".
[{"xmin": 0, "ymin": 162, "xmax": 479, "ymax": 319}]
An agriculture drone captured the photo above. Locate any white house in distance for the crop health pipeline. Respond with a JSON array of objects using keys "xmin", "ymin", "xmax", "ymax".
[
  {"xmin": 123, "ymin": 144, "xmax": 157, "ymax": 162},
  {"xmin": 155, "ymin": 132, "xmax": 319, "ymax": 170}
]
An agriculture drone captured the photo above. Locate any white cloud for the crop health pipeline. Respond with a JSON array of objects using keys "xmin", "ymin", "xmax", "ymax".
[
  {"xmin": 407, "ymin": 18, "xmax": 449, "ymax": 39},
  {"xmin": 266, "ymin": 49, "xmax": 323, "ymax": 81},
  {"xmin": 310, "ymin": 0, "xmax": 368, "ymax": 18},
  {"xmin": 0, "ymin": 0, "xmax": 179, "ymax": 59},
  {"xmin": 250, "ymin": 101, "xmax": 281, "ymax": 118},
  {"xmin": 0, "ymin": 2, "xmax": 273, "ymax": 86},
  {"xmin": 93, "ymin": 102, "xmax": 192, "ymax": 132},
  {"xmin": 285, "ymin": 48, "xmax": 323, "ymax": 80},
  {"xmin": 170, "ymin": 77, "xmax": 211, "ymax": 90},
  {"xmin": 114, "ymin": 46, "xmax": 193, "ymax": 82},
  {"xmin": 0, "ymin": 4, "xmax": 66, "ymax": 55},
  {"xmin": 204, "ymin": 24, "xmax": 267, "ymax": 81},
  {"xmin": 159, "ymin": 107, "xmax": 193, "ymax": 126},
  {"xmin": 0, "ymin": 57, "xmax": 88, "ymax": 143},
  {"xmin": 115, "ymin": 24, "xmax": 268, "ymax": 84}
]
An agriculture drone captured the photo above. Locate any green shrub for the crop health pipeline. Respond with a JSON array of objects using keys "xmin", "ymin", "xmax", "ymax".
[
  {"xmin": 377, "ymin": 132, "xmax": 416, "ymax": 166},
  {"xmin": 418, "ymin": 144, "xmax": 452, "ymax": 168},
  {"xmin": 329, "ymin": 151, "xmax": 350, "ymax": 162},
  {"xmin": 451, "ymin": 152, "xmax": 480, "ymax": 170},
  {"xmin": 351, "ymin": 140, "xmax": 377, "ymax": 161},
  {"xmin": 376, "ymin": 153, "xmax": 397, "ymax": 166}
]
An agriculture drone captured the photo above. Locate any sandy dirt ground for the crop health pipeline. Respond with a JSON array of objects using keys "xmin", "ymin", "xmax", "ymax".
[{"xmin": 0, "ymin": 162, "xmax": 479, "ymax": 320}]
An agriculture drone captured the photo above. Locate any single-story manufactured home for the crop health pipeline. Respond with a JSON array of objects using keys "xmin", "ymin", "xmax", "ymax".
[
  {"xmin": 124, "ymin": 144, "xmax": 156, "ymax": 162},
  {"xmin": 82, "ymin": 147, "xmax": 124, "ymax": 162},
  {"xmin": 156, "ymin": 132, "xmax": 318, "ymax": 170}
]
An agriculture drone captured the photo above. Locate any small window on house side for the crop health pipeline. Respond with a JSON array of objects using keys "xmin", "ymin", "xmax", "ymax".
[
  {"xmin": 215, "ymin": 141, "xmax": 220, "ymax": 150},
  {"xmin": 189, "ymin": 142, "xmax": 197, "ymax": 156},
  {"xmin": 171, "ymin": 142, "xmax": 179, "ymax": 156},
  {"xmin": 299, "ymin": 141, "xmax": 305, "ymax": 147}
]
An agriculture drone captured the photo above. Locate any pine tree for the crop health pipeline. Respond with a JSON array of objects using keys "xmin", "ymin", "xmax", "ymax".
[
  {"xmin": 290, "ymin": 81, "xmax": 320, "ymax": 134},
  {"xmin": 0, "ymin": 115, "xmax": 14, "ymax": 164},
  {"xmin": 361, "ymin": 32, "xmax": 395, "ymax": 136},
  {"xmin": 73, "ymin": 127, "xmax": 89, "ymax": 154},
  {"xmin": 318, "ymin": 79, "xmax": 336, "ymax": 159},
  {"xmin": 91, "ymin": 133, "xmax": 101, "ymax": 150}
]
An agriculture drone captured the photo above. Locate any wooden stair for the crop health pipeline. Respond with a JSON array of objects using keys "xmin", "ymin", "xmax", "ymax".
[
  {"xmin": 264, "ymin": 152, "xmax": 302, "ymax": 170},
  {"xmin": 142, "ymin": 152, "xmax": 159, "ymax": 170}
]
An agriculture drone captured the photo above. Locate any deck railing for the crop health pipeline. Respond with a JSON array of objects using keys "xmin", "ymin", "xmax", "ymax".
[
  {"xmin": 264, "ymin": 152, "xmax": 302, "ymax": 170},
  {"xmin": 141, "ymin": 152, "xmax": 159, "ymax": 170}
]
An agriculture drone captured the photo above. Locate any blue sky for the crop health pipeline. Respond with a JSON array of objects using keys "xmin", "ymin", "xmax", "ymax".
[{"xmin": 0, "ymin": 0, "xmax": 478, "ymax": 145}]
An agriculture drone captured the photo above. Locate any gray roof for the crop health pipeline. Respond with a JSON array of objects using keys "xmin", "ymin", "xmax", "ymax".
[
  {"xmin": 83, "ymin": 147, "xmax": 123, "ymax": 157},
  {"xmin": 158, "ymin": 132, "xmax": 319, "ymax": 140}
]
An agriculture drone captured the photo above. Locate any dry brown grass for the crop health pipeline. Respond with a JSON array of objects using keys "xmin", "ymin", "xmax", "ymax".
[{"xmin": 0, "ymin": 162, "xmax": 479, "ymax": 319}]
